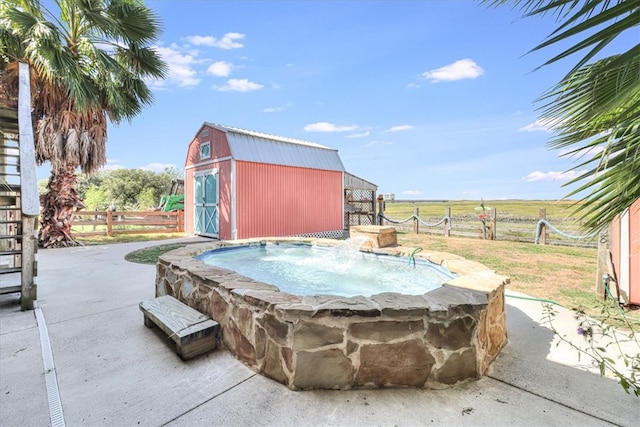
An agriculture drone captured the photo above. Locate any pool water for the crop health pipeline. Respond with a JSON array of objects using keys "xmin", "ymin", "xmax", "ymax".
[{"xmin": 197, "ymin": 243, "xmax": 457, "ymax": 297}]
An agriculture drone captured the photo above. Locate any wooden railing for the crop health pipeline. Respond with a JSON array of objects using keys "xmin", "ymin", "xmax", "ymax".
[{"xmin": 72, "ymin": 210, "xmax": 184, "ymax": 237}]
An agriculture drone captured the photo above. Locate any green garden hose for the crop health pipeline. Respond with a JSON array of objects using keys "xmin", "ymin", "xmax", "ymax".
[{"xmin": 408, "ymin": 247, "xmax": 422, "ymax": 266}]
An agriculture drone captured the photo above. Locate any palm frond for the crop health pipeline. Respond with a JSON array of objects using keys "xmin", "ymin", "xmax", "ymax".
[
  {"xmin": 486, "ymin": 0, "xmax": 640, "ymax": 231},
  {"xmin": 0, "ymin": 0, "xmax": 167, "ymax": 175}
]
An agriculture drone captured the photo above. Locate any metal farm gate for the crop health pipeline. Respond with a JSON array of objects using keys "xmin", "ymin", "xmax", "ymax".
[{"xmin": 344, "ymin": 172, "xmax": 377, "ymax": 229}]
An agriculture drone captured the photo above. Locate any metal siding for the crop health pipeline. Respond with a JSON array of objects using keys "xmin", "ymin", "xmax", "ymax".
[
  {"xmin": 184, "ymin": 167, "xmax": 195, "ymax": 234},
  {"xmin": 235, "ymin": 162, "xmax": 343, "ymax": 239},
  {"xmin": 225, "ymin": 132, "xmax": 345, "ymax": 172},
  {"xmin": 629, "ymin": 199, "xmax": 640, "ymax": 304},
  {"xmin": 344, "ymin": 172, "xmax": 378, "ymax": 190},
  {"xmin": 185, "ymin": 137, "xmax": 199, "ymax": 168},
  {"xmin": 217, "ymin": 161, "xmax": 232, "ymax": 240},
  {"xmin": 205, "ymin": 122, "xmax": 332, "ymax": 149},
  {"xmin": 186, "ymin": 125, "xmax": 231, "ymax": 168}
]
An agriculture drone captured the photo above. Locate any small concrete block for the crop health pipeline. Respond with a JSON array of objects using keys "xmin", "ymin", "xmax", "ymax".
[{"xmin": 350, "ymin": 225, "xmax": 397, "ymax": 248}]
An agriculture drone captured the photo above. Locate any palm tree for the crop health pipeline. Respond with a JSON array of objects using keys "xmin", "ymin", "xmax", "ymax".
[
  {"xmin": 0, "ymin": 0, "xmax": 166, "ymax": 247},
  {"xmin": 487, "ymin": 0, "xmax": 639, "ymax": 231}
]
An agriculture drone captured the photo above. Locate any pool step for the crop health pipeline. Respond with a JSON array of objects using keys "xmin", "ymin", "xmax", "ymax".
[{"xmin": 139, "ymin": 295, "xmax": 219, "ymax": 360}]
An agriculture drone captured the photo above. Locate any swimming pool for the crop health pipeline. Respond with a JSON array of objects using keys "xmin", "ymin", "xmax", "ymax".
[
  {"xmin": 196, "ymin": 243, "xmax": 457, "ymax": 297},
  {"xmin": 155, "ymin": 237, "xmax": 508, "ymax": 390}
]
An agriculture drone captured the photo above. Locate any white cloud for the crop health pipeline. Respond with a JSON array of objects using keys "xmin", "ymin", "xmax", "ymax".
[
  {"xmin": 186, "ymin": 32, "xmax": 245, "ymax": 49},
  {"xmin": 101, "ymin": 162, "xmax": 125, "ymax": 171},
  {"xmin": 522, "ymin": 170, "xmax": 584, "ymax": 182},
  {"xmin": 347, "ymin": 131, "xmax": 371, "ymax": 138},
  {"xmin": 140, "ymin": 162, "xmax": 177, "ymax": 173},
  {"xmin": 407, "ymin": 82, "xmax": 421, "ymax": 89},
  {"xmin": 421, "ymin": 58, "xmax": 484, "ymax": 83},
  {"xmin": 214, "ymin": 78, "xmax": 264, "ymax": 92},
  {"xmin": 518, "ymin": 119, "xmax": 554, "ymax": 133},
  {"xmin": 402, "ymin": 190, "xmax": 423, "ymax": 196},
  {"xmin": 207, "ymin": 61, "xmax": 233, "ymax": 77},
  {"xmin": 304, "ymin": 122, "xmax": 358, "ymax": 132},
  {"xmin": 385, "ymin": 125, "xmax": 413, "ymax": 133},
  {"xmin": 149, "ymin": 45, "xmax": 200, "ymax": 88},
  {"xmin": 364, "ymin": 140, "xmax": 393, "ymax": 148},
  {"xmin": 263, "ymin": 102, "xmax": 292, "ymax": 113}
]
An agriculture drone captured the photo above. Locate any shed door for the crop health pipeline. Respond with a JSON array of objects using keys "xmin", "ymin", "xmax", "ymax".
[{"xmin": 194, "ymin": 171, "xmax": 219, "ymax": 237}]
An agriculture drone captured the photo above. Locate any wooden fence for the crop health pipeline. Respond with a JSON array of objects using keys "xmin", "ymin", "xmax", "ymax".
[
  {"xmin": 71, "ymin": 210, "xmax": 184, "ymax": 237},
  {"xmin": 378, "ymin": 205, "xmax": 597, "ymax": 248}
]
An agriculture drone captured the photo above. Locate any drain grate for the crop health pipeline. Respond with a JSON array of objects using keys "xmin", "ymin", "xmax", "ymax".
[{"xmin": 33, "ymin": 302, "xmax": 65, "ymax": 427}]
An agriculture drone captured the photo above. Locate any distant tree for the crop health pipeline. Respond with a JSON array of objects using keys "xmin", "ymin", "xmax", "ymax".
[
  {"xmin": 36, "ymin": 178, "xmax": 47, "ymax": 196},
  {"xmin": 487, "ymin": 0, "xmax": 639, "ymax": 231},
  {"xmin": 100, "ymin": 167, "xmax": 180, "ymax": 210},
  {"xmin": 83, "ymin": 184, "xmax": 108, "ymax": 210},
  {"xmin": 75, "ymin": 171, "xmax": 106, "ymax": 201},
  {"xmin": 0, "ymin": 0, "xmax": 167, "ymax": 247},
  {"xmin": 136, "ymin": 187, "xmax": 157, "ymax": 210}
]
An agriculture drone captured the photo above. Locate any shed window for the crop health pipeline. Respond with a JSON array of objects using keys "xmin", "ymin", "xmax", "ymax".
[{"xmin": 200, "ymin": 141, "xmax": 211, "ymax": 160}]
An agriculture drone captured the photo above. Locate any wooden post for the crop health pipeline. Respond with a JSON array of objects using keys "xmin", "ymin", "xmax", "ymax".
[
  {"xmin": 106, "ymin": 210, "xmax": 113, "ymax": 237},
  {"xmin": 490, "ymin": 208, "xmax": 497, "ymax": 240},
  {"xmin": 177, "ymin": 210, "xmax": 184, "ymax": 232},
  {"xmin": 377, "ymin": 195, "xmax": 384, "ymax": 225},
  {"xmin": 413, "ymin": 207, "xmax": 419, "ymax": 234},
  {"xmin": 17, "ymin": 63, "xmax": 39, "ymax": 218},
  {"xmin": 444, "ymin": 207, "xmax": 451, "ymax": 237},
  {"xmin": 18, "ymin": 62, "xmax": 39, "ymax": 310},
  {"xmin": 538, "ymin": 208, "xmax": 548, "ymax": 245},
  {"xmin": 20, "ymin": 217, "xmax": 37, "ymax": 310},
  {"xmin": 595, "ymin": 224, "xmax": 612, "ymax": 301}
]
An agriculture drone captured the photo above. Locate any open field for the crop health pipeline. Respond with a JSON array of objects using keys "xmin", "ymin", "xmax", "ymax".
[{"xmin": 382, "ymin": 199, "xmax": 597, "ymax": 246}]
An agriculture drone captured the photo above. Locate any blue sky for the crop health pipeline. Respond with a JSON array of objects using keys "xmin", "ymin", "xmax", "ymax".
[{"xmin": 39, "ymin": 1, "xmax": 633, "ymax": 200}]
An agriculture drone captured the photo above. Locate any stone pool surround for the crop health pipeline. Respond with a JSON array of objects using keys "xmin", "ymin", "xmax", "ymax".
[{"xmin": 155, "ymin": 237, "xmax": 509, "ymax": 390}]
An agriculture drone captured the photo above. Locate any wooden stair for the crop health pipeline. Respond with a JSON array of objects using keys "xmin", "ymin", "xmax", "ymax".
[
  {"xmin": 1, "ymin": 62, "xmax": 39, "ymax": 310},
  {"xmin": 1, "ymin": 181, "xmax": 33, "ymax": 292}
]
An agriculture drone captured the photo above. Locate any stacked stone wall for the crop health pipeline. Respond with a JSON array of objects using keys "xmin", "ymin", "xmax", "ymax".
[{"xmin": 155, "ymin": 238, "xmax": 508, "ymax": 390}]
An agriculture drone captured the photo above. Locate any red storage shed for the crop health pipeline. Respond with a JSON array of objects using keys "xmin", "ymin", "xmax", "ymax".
[
  {"xmin": 608, "ymin": 198, "xmax": 640, "ymax": 306},
  {"xmin": 184, "ymin": 123, "xmax": 369, "ymax": 240}
]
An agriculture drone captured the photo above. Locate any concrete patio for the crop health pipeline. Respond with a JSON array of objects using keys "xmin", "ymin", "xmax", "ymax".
[{"xmin": 1, "ymin": 237, "xmax": 638, "ymax": 426}]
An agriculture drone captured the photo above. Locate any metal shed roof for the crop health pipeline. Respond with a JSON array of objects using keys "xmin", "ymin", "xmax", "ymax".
[
  {"xmin": 204, "ymin": 122, "xmax": 345, "ymax": 172},
  {"xmin": 344, "ymin": 172, "xmax": 377, "ymax": 190}
]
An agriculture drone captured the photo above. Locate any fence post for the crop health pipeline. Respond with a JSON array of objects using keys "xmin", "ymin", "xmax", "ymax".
[
  {"xmin": 177, "ymin": 210, "xmax": 184, "ymax": 232},
  {"xmin": 538, "ymin": 208, "xmax": 548, "ymax": 245},
  {"xmin": 445, "ymin": 207, "xmax": 451, "ymax": 237},
  {"xmin": 595, "ymin": 225, "xmax": 610, "ymax": 301},
  {"xmin": 106, "ymin": 210, "xmax": 113, "ymax": 237},
  {"xmin": 490, "ymin": 208, "xmax": 497, "ymax": 240},
  {"xmin": 413, "ymin": 207, "xmax": 419, "ymax": 234},
  {"xmin": 377, "ymin": 195, "xmax": 384, "ymax": 225}
]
